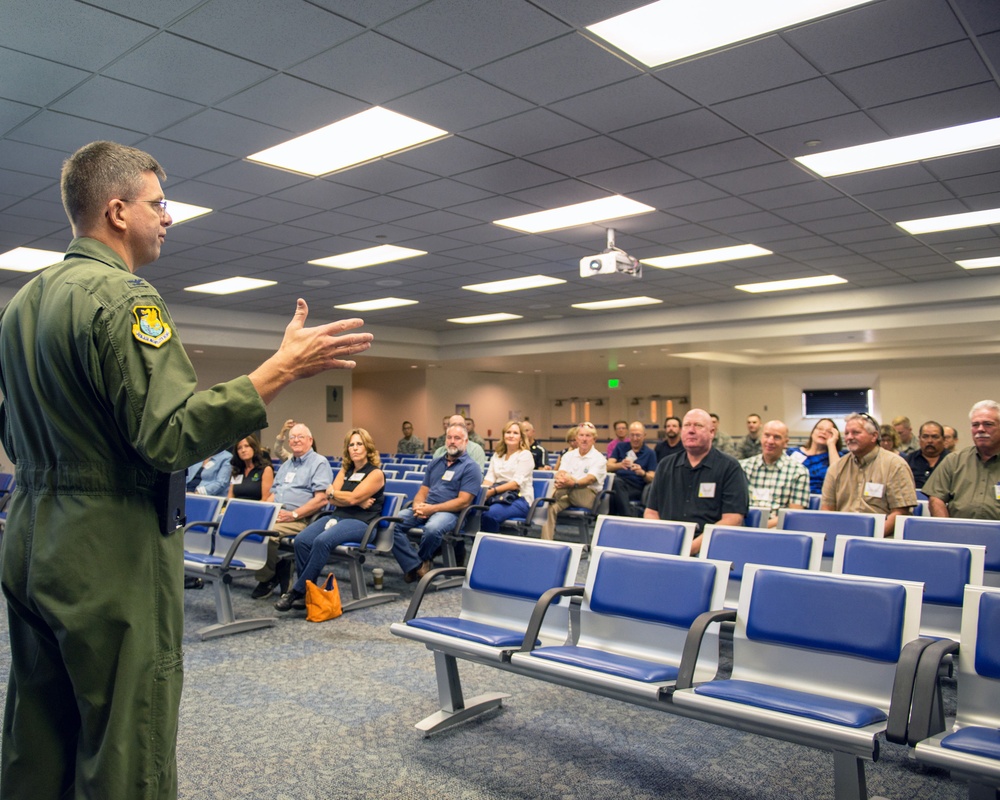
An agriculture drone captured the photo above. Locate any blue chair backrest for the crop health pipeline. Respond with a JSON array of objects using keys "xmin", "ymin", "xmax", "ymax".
[
  {"xmin": 217, "ymin": 499, "xmax": 278, "ymax": 543},
  {"xmin": 779, "ymin": 509, "xmax": 881, "ymax": 557},
  {"xmin": 899, "ymin": 517, "xmax": 1000, "ymax": 571},
  {"xmin": 590, "ymin": 550, "xmax": 719, "ymax": 628},
  {"xmin": 839, "ymin": 537, "xmax": 972, "ymax": 606},
  {"xmin": 594, "ymin": 517, "xmax": 690, "ymax": 555},
  {"xmin": 746, "ymin": 569, "xmax": 908, "ymax": 663},
  {"xmin": 467, "ymin": 535, "xmax": 573, "ymax": 601},
  {"xmin": 704, "ymin": 528, "xmax": 815, "ymax": 580},
  {"xmin": 385, "ymin": 479, "xmax": 424, "ymax": 503},
  {"xmin": 0, "ymin": 472, "xmax": 14, "ymax": 493},
  {"xmin": 975, "ymin": 590, "xmax": 1000, "ymax": 679},
  {"xmin": 808, "ymin": 493, "xmax": 822, "ymax": 510},
  {"xmin": 402, "ymin": 470, "xmax": 425, "ymax": 481},
  {"xmin": 745, "ymin": 507, "xmax": 764, "ymax": 528},
  {"xmin": 184, "ymin": 494, "xmax": 222, "ymax": 529}
]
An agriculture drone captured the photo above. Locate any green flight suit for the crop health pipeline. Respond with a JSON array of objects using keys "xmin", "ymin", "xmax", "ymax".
[{"xmin": 0, "ymin": 238, "xmax": 268, "ymax": 799}]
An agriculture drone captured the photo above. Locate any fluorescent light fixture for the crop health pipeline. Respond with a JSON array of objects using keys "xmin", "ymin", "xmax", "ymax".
[
  {"xmin": 463, "ymin": 275, "xmax": 567, "ymax": 294},
  {"xmin": 735, "ymin": 275, "xmax": 847, "ymax": 293},
  {"xmin": 0, "ymin": 246, "xmax": 64, "ymax": 272},
  {"xmin": 642, "ymin": 244, "xmax": 772, "ymax": 269},
  {"xmin": 493, "ymin": 196, "xmax": 655, "ymax": 233},
  {"xmin": 796, "ymin": 117, "xmax": 1000, "ymax": 177},
  {"xmin": 956, "ymin": 256, "xmax": 1000, "ymax": 270},
  {"xmin": 184, "ymin": 277, "xmax": 276, "ymax": 295},
  {"xmin": 447, "ymin": 313, "xmax": 523, "ymax": 324},
  {"xmin": 167, "ymin": 200, "xmax": 212, "ymax": 224},
  {"xmin": 898, "ymin": 208, "xmax": 1000, "ymax": 234},
  {"xmin": 572, "ymin": 296, "xmax": 662, "ymax": 310},
  {"xmin": 246, "ymin": 107, "xmax": 448, "ymax": 176},
  {"xmin": 333, "ymin": 297, "xmax": 418, "ymax": 311},
  {"xmin": 308, "ymin": 245, "xmax": 427, "ymax": 270},
  {"xmin": 587, "ymin": 0, "xmax": 874, "ymax": 68}
]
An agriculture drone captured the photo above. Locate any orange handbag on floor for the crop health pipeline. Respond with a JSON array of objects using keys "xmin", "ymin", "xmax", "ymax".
[{"xmin": 304, "ymin": 574, "xmax": 343, "ymax": 622}]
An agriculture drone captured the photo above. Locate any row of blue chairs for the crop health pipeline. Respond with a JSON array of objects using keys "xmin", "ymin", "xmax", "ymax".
[{"xmin": 392, "ymin": 530, "xmax": 1000, "ymax": 799}]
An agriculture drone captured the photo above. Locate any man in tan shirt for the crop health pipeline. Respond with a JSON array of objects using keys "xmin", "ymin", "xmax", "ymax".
[{"xmin": 821, "ymin": 412, "xmax": 916, "ymax": 535}]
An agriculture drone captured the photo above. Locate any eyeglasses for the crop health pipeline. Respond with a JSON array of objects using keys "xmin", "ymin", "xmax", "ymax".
[
  {"xmin": 856, "ymin": 412, "xmax": 879, "ymax": 431},
  {"xmin": 123, "ymin": 198, "xmax": 168, "ymax": 214},
  {"xmin": 288, "ymin": 434, "xmax": 311, "ymax": 441}
]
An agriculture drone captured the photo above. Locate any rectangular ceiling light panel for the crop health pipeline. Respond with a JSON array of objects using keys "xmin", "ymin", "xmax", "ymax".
[
  {"xmin": 185, "ymin": 277, "xmax": 276, "ymax": 295},
  {"xmin": 494, "ymin": 196, "xmax": 655, "ymax": 233},
  {"xmin": 447, "ymin": 313, "xmax": 523, "ymax": 324},
  {"xmin": 735, "ymin": 275, "xmax": 846, "ymax": 293},
  {"xmin": 0, "ymin": 246, "xmax": 64, "ymax": 272},
  {"xmin": 463, "ymin": 275, "xmax": 566, "ymax": 294},
  {"xmin": 898, "ymin": 208, "xmax": 1000, "ymax": 234},
  {"xmin": 588, "ymin": 0, "xmax": 875, "ymax": 68},
  {"xmin": 956, "ymin": 256, "xmax": 1000, "ymax": 270},
  {"xmin": 642, "ymin": 244, "xmax": 771, "ymax": 269},
  {"xmin": 247, "ymin": 107, "xmax": 448, "ymax": 176},
  {"xmin": 167, "ymin": 200, "xmax": 213, "ymax": 225},
  {"xmin": 572, "ymin": 296, "xmax": 662, "ymax": 310},
  {"xmin": 308, "ymin": 244, "xmax": 427, "ymax": 269},
  {"xmin": 796, "ymin": 117, "xmax": 1000, "ymax": 177},
  {"xmin": 334, "ymin": 297, "xmax": 418, "ymax": 311}
]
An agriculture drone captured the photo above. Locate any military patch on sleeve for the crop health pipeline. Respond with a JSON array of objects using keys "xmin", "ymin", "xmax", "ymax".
[{"xmin": 131, "ymin": 305, "xmax": 172, "ymax": 347}]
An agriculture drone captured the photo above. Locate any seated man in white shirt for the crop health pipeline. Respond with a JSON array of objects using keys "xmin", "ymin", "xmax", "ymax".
[{"xmin": 540, "ymin": 421, "xmax": 607, "ymax": 540}]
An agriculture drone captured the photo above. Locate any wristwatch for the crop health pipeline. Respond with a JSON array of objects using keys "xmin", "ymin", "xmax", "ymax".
[{"xmin": 292, "ymin": 511, "xmax": 299, "ymax": 520}]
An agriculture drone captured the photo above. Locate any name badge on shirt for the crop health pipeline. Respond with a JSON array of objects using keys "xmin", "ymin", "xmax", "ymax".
[
  {"xmin": 790, "ymin": 450, "xmax": 807, "ymax": 464},
  {"xmin": 232, "ymin": 475, "xmax": 243, "ymax": 485},
  {"xmin": 995, "ymin": 484, "xmax": 1000, "ymax": 500},
  {"xmin": 204, "ymin": 459, "xmax": 215, "ymax": 469},
  {"xmin": 284, "ymin": 471, "xmax": 297, "ymax": 484},
  {"xmin": 864, "ymin": 482, "xmax": 885, "ymax": 499},
  {"xmin": 348, "ymin": 473, "xmax": 363, "ymax": 482},
  {"xmin": 699, "ymin": 482, "xmax": 717, "ymax": 498},
  {"xmin": 442, "ymin": 470, "xmax": 455, "ymax": 481},
  {"xmin": 751, "ymin": 487, "xmax": 772, "ymax": 503}
]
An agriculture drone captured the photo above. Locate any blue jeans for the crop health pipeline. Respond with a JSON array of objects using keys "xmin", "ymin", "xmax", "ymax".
[
  {"xmin": 391, "ymin": 508, "xmax": 458, "ymax": 574},
  {"xmin": 480, "ymin": 497, "xmax": 530, "ymax": 532},
  {"xmin": 291, "ymin": 515, "xmax": 369, "ymax": 594}
]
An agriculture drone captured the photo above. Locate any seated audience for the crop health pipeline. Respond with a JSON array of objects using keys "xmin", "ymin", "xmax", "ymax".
[
  {"xmin": 186, "ymin": 450, "xmax": 232, "ymax": 497},
  {"xmin": 274, "ymin": 428, "xmax": 385, "ymax": 612},
  {"xmin": 392, "ymin": 423, "xmax": 481, "ymax": 581},
  {"xmin": 787, "ymin": 417, "xmax": 843, "ymax": 494},
  {"xmin": 272, "ymin": 418, "xmax": 296, "ymax": 463},
  {"xmin": 396, "ymin": 420, "xmax": 424, "ymax": 455},
  {"xmin": 737, "ymin": 413, "xmax": 762, "ymax": 459},
  {"xmin": 431, "ymin": 415, "xmax": 450, "ymax": 451},
  {"xmin": 943, "ymin": 425, "xmax": 959, "ymax": 453},
  {"xmin": 521, "ymin": 420, "xmax": 547, "ymax": 469},
  {"xmin": 879, "ymin": 423, "xmax": 901, "ymax": 453},
  {"xmin": 903, "ymin": 421, "xmax": 950, "ymax": 490},
  {"xmin": 607, "ymin": 421, "xmax": 656, "ymax": 516},
  {"xmin": 645, "ymin": 408, "xmax": 748, "ymax": 554},
  {"xmin": 541, "ymin": 422, "xmax": 606, "ymax": 540},
  {"xmin": 892, "ymin": 415, "xmax": 919, "ymax": 455},
  {"xmin": 740, "ymin": 420, "xmax": 809, "ymax": 527},
  {"xmin": 821, "ymin": 413, "xmax": 916, "ymax": 535},
  {"xmin": 925, "ymin": 400, "xmax": 1000, "ymax": 519},
  {"xmin": 550, "ymin": 427, "xmax": 578, "ymax": 472},
  {"xmin": 709, "ymin": 412, "xmax": 739, "ymax": 457},
  {"xmin": 606, "ymin": 419, "xmax": 628, "ymax": 459},
  {"xmin": 252, "ymin": 423, "xmax": 332, "ymax": 599},
  {"xmin": 464, "ymin": 417, "xmax": 487, "ymax": 449},
  {"xmin": 228, "ymin": 435, "xmax": 274, "ymax": 500},
  {"xmin": 480, "ymin": 420, "xmax": 534, "ymax": 533},
  {"xmin": 654, "ymin": 416, "xmax": 683, "ymax": 462},
  {"xmin": 433, "ymin": 414, "xmax": 486, "ymax": 468}
]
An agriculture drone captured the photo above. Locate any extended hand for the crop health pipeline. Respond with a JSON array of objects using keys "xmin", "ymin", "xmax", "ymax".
[{"xmin": 279, "ymin": 299, "xmax": 373, "ymax": 377}]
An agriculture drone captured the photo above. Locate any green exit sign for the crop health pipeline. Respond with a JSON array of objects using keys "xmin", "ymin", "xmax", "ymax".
[{"xmin": 608, "ymin": 379, "xmax": 620, "ymax": 389}]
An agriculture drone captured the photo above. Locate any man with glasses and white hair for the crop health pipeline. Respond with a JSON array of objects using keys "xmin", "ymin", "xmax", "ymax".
[
  {"xmin": 820, "ymin": 412, "xmax": 916, "ymax": 535},
  {"xmin": 0, "ymin": 141, "xmax": 372, "ymax": 799},
  {"xmin": 541, "ymin": 422, "xmax": 607, "ymax": 540},
  {"xmin": 924, "ymin": 400, "xmax": 1000, "ymax": 519}
]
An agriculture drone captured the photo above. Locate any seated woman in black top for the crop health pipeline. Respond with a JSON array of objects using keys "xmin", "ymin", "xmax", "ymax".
[
  {"xmin": 228, "ymin": 435, "xmax": 274, "ymax": 501},
  {"xmin": 274, "ymin": 428, "xmax": 385, "ymax": 611}
]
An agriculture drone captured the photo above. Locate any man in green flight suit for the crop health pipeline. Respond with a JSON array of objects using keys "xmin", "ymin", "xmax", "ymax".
[{"xmin": 0, "ymin": 141, "xmax": 373, "ymax": 799}]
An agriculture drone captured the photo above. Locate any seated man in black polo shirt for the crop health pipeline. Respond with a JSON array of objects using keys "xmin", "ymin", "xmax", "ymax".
[
  {"xmin": 904, "ymin": 420, "xmax": 950, "ymax": 490},
  {"xmin": 644, "ymin": 408, "xmax": 748, "ymax": 554}
]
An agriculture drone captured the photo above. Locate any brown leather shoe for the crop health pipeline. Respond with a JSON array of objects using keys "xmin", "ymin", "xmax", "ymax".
[{"xmin": 416, "ymin": 560, "xmax": 433, "ymax": 578}]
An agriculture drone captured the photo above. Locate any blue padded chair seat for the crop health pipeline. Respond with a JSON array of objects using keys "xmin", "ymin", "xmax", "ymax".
[
  {"xmin": 184, "ymin": 553, "xmax": 248, "ymax": 569},
  {"xmin": 406, "ymin": 616, "xmax": 535, "ymax": 648},
  {"xmin": 940, "ymin": 726, "xmax": 1000, "ymax": 760},
  {"xmin": 694, "ymin": 679, "xmax": 887, "ymax": 728},
  {"xmin": 529, "ymin": 645, "xmax": 680, "ymax": 683}
]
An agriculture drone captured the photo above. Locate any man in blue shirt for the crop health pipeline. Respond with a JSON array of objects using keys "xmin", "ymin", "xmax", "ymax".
[
  {"xmin": 607, "ymin": 421, "xmax": 656, "ymax": 516},
  {"xmin": 252, "ymin": 423, "xmax": 332, "ymax": 598},
  {"xmin": 185, "ymin": 450, "xmax": 232, "ymax": 496},
  {"xmin": 392, "ymin": 422, "xmax": 482, "ymax": 581}
]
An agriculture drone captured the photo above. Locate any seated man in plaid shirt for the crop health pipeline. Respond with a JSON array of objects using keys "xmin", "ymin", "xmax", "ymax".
[{"xmin": 739, "ymin": 419, "xmax": 810, "ymax": 527}]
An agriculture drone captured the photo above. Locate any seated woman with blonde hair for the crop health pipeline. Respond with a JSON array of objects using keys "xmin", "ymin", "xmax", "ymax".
[
  {"xmin": 480, "ymin": 420, "xmax": 534, "ymax": 533},
  {"xmin": 274, "ymin": 428, "xmax": 384, "ymax": 612}
]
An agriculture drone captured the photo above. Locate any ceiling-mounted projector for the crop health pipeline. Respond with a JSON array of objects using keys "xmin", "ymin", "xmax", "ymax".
[{"xmin": 579, "ymin": 228, "xmax": 641, "ymax": 279}]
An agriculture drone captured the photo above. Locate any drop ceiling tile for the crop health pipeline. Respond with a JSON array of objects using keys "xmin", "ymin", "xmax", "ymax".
[
  {"xmin": 218, "ymin": 75, "xmax": 365, "ymax": 133},
  {"xmin": 0, "ymin": 48, "xmax": 89, "ymax": 106},
  {"xmin": 464, "ymin": 109, "xmax": 594, "ymax": 157},
  {"xmin": 779, "ymin": 197, "xmax": 874, "ymax": 223},
  {"xmin": 709, "ymin": 212, "xmax": 792, "ymax": 235},
  {"xmin": 389, "ymin": 75, "xmax": 533, "ymax": 134},
  {"xmin": 827, "ymin": 164, "xmax": 939, "ymax": 194},
  {"xmin": 743, "ymin": 181, "xmax": 843, "ymax": 210},
  {"xmin": 290, "ymin": 32, "xmax": 458, "ymax": 104},
  {"xmin": 783, "ymin": 0, "xmax": 966, "ymax": 72},
  {"xmin": 550, "ymin": 75, "xmax": 698, "ymax": 133},
  {"xmin": 0, "ymin": 97, "xmax": 37, "ymax": 137},
  {"xmin": 139, "ymin": 138, "xmax": 235, "ymax": 180},
  {"xmin": 104, "ymin": 33, "xmax": 274, "ymax": 106},
  {"xmin": 271, "ymin": 180, "xmax": 375, "ymax": 210},
  {"xmin": 757, "ymin": 112, "xmax": 889, "ymax": 158},
  {"xmin": 662, "ymin": 137, "xmax": 784, "ymax": 179},
  {"xmin": 390, "ymin": 178, "xmax": 493, "ymax": 208},
  {"xmin": 158, "ymin": 109, "xmax": 290, "ymax": 157},
  {"xmin": 832, "ymin": 41, "xmax": 991, "ymax": 109},
  {"xmin": 165, "ymin": 180, "xmax": 258, "ymax": 211},
  {"xmin": 456, "ymin": 158, "xmax": 564, "ymax": 195},
  {"xmin": 714, "ymin": 78, "xmax": 858, "ymax": 135},
  {"xmin": 581, "ymin": 160, "xmax": 689, "ymax": 194},
  {"xmin": 391, "ymin": 136, "xmax": 509, "ymax": 176},
  {"xmin": 614, "ymin": 109, "xmax": 744, "ymax": 159},
  {"xmin": 326, "ymin": 159, "xmax": 437, "ymax": 194},
  {"xmin": 170, "ymin": 0, "xmax": 362, "ymax": 69},
  {"xmin": 707, "ymin": 161, "xmax": 813, "ymax": 195},
  {"xmin": 225, "ymin": 196, "xmax": 337, "ymax": 225},
  {"xmin": 866, "ymin": 82, "xmax": 1000, "ymax": 136},
  {"xmin": 7, "ymin": 110, "xmax": 143, "ymax": 152},
  {"xmin": 50, "ymin": 77, "xmax": 202, "ymax": 134}
]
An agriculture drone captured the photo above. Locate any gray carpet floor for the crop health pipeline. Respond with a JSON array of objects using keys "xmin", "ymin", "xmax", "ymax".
[{"xmin": 0, "ymin": 551, "xmax": 973, "ymax": 799}]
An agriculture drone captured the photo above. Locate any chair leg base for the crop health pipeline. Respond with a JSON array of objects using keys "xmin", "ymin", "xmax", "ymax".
[
  {"xmin": 197, "ymin": 617, "xmax": 276, "ymax": 640},
  {"xmin": 414, "ymin": 692, "xmax": 510, "ymax": 736}
]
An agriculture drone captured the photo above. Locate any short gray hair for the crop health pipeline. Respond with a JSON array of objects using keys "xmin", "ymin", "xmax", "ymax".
[
  {"xmin": 845, "ymin": 412, "xmax": 879, "ymax": 436},
  {"xmin": 61, "ymin": 141, "xmax": 166, "ymax": 230},
  {"xmin": 969, "ymin": 400, "xmax": 1000, "ymax": 420}
]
